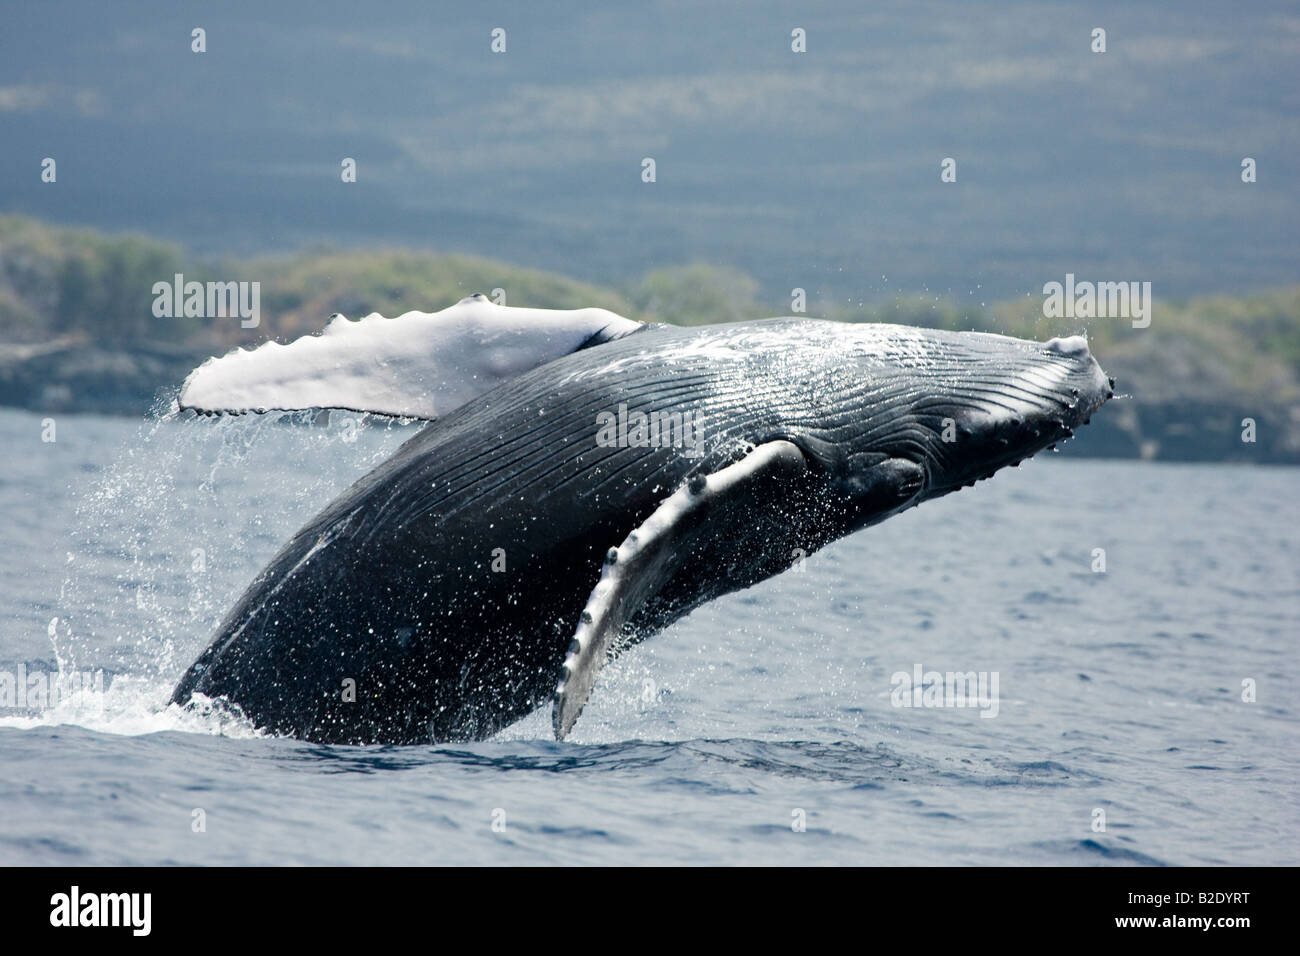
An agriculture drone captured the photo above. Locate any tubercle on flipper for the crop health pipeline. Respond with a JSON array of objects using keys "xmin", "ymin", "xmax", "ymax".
[{"xmin": 552, "ymin": 489, "xmax": 670, "ymax": 737}]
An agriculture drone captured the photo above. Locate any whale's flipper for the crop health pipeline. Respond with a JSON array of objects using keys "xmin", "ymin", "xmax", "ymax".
[
  {"xmin": 552, "ymin": 440, "xmax": 809, "ymax": 740},
  {"xmin": 179, "ymin": 295, "xmax": 641, "ymax": 419}
]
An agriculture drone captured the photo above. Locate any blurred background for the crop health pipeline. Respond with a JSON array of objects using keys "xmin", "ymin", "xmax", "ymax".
[{"xmin": 1, "ymin": 0, "xmax": 1297, "ymax": 458}]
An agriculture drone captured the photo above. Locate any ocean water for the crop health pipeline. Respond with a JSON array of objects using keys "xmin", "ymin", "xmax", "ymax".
[{"xmin": 0, "ymin": 406, "xmax": 1295, "ymax": 865}]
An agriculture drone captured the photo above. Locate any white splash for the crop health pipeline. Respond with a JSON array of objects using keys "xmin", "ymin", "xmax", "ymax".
[{"xmin": 0, "ymin": 674, "xmax": 263, "ymax": 738}]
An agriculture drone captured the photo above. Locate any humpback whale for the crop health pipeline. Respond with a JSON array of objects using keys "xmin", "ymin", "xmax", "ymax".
[{"xmin": 170, "ymin": 295, "xmax": 1113, "ymax": 744}]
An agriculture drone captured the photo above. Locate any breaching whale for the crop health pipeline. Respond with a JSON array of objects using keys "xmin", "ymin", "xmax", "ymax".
[{"xmin": 170, "ymin": 295, "xmax": 1113, "ymax": 744}]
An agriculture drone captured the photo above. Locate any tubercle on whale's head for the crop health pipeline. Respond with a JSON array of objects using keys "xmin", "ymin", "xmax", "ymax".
[{"xmin": 835, "ymin": 326, "xmax": 1114, "ymax": 501}]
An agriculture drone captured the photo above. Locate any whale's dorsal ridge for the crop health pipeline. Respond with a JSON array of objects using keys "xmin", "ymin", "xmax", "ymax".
[
  {"xmin": 179, "ymin": 299, "xmax": 641, "ymax": 421},
  {"xmin": 553, "ymin": 440, "xmax": 809, "ymax": 740}
]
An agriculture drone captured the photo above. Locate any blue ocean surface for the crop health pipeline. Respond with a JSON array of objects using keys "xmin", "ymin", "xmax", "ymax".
[{"xmin": 0, "ymin": 407, "xmax": 1295, "ymax": 865}]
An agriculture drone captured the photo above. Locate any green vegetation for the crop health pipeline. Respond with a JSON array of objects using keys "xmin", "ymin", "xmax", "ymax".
[
  {"xmin": 0, "ymin": 216, "xmax": 194, "ymax": 344},
  {"xmin": 0, "ymin": 216, "xmax": 644, "ymax": 349}
]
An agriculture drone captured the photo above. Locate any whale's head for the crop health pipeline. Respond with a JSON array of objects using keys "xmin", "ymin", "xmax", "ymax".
[
  {"xmin": 808, "ymin": 324, "xmax": 1114, "ymax": 522},
  {"xmin": 916, "ymin": 331, "xmax": 1113, "ymax": 495}
]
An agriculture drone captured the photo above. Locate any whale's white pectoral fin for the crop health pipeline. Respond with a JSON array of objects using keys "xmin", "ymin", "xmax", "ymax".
[
  {"xmin": 179, "ymin": 294, "xmax": 641, "ymax": 420},
  {"xmin": 552, "ymin": 440, "xmax": 808, "ymax": 740}
]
